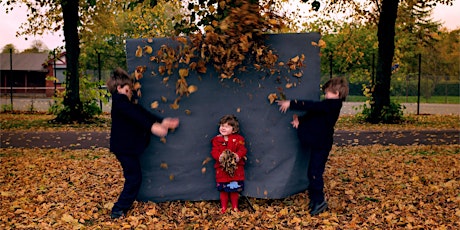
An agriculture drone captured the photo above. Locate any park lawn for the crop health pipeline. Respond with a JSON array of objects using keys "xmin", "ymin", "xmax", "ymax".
[
  {"xmin": 346, "ymin": 95, "xmax": 460, "ymax": 104},
  {"xmin": 1, "ymin": 113, "xmax": 459, "ymax": 131},
  {"xmin": 0, "ymin": 145, "xmax": 459, "ymax": 229}
]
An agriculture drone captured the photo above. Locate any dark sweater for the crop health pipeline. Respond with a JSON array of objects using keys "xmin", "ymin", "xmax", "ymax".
[
  {"xmin": 290, "ymin": 99, "xmax": 342, "ymax": 150},
  {"xmin": 109, "ymin": 93, "xmax": 163, "ymax": 155}
]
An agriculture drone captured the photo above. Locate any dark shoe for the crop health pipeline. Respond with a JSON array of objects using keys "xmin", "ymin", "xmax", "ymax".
[
  {"xmin": 309, "ymin": 201, "xmax": 328, "ymax": 216},
  {"xmin": 110, "ymin": 210, "xmax": 124, "ymax": 219}
]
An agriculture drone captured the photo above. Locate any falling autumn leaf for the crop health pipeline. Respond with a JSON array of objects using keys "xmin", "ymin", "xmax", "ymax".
[
  {"xmin": 179, "ymin": 68, "xmax": 189, "ymax": 78},
  {"xmin": 202, "ymin": 157, "xmax": 212, "ymax": 165},
  {"xmin": 135, "ymin": 46, "xmax": 142, "ymax": 57},
  {"xmin": 133, "ymin": 82, "xmax": 141, "ymax": 90},
  {"xmin": 293, "ymin": 72, "xmax": 303, "ymax": 78},
  {"xmin": 268, "ymin": 93, "xmax": 278, "ymax": 104},
  {"xmin": 187, "ymin": 85, "xmax": 198, "ymax": 94},
  {"xmin": 144, "ymin": 45, "xmax": 153, "ymax": 54},
  {"xmin": 151, "ymin": 101, "xmax": 159, "ymax": 109}
]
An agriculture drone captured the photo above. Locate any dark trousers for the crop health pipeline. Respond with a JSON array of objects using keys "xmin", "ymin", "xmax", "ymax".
[
  {"xmin": 306, "ymin": 147, "xmax": 330, "ymax": 204},
  {"xmin": 113, "ymin": 154, "xmax": 142, "ymax": 212}
]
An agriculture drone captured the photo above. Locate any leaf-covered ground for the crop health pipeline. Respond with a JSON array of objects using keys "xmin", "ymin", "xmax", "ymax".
[{"xmin": 1, "ymin": 145, "xmax": 459, "ymax": 229}]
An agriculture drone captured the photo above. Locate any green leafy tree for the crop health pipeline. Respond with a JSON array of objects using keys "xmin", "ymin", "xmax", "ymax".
[
  {"xmin": 79, "ymin": 0, "xmax": 183, "ymax": 71},
  {"xmin": 22, "ymin": 40, "xmax": 49, "ymax": 53},
  {"xmin": 318, "ymin": 21, "xmax": 378, "ymax": 86},
  {"xmin": 302, "ymin": 0, "xmax": 454, "ymax": 123},
  {"xmin": 4, "ymin": 0, "xmax": 84, "ymax": 123},
  {"xmin": 2, "ymin": 0, "xmax": 170, "ymax": 123},
  {"xmin": 1, "ymin": 44, "xmax": 19, "ymax": 53}
]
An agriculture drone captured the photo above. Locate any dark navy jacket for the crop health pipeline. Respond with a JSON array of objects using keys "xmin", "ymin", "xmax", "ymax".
[
  {"xmin": 109, "ymin": 93, "xmax": 163, "ymax": 155},
  {"xmin": 290, "ymin": 99, "xmax": 342, "ymax": 150}
]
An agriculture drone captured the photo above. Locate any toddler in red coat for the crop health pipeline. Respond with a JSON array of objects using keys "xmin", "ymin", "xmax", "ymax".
[{"xmin": 211, "ymin": 115, "xmax": 247, "ymax": 213}]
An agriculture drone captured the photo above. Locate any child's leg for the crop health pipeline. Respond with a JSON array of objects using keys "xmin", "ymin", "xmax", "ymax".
[
  {"xmin": 230, "ymin": 192, "xmax": 239, "ymax": 211},
  {"xmin": 220, "ymin": 191, "xmax": 229, "ymax": 213},
  {"xmin": 308, "ymin": 148, "xmax": 330, "ymax": 204},
  {"xmin": 112, "ymin": 154, "xmax": 142, "ymax": 216}
]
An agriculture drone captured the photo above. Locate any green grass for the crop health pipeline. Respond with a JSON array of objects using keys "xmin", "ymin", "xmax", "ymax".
[{"xmin": 346, "ymin": 95, "xmax": 460, "ymax": 104}]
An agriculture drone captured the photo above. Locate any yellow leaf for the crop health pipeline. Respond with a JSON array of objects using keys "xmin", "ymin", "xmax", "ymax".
[
  {"xmin": 133, "ymin": 82, "xmax": 141, "ymax": 90},
  {"xmin": 159, "ymin": 66, "xmax": 166, "ymax": 75},
  {"xmin": 151, "ymin": 101, "xmax": 159, "ymax": 109},
  {"xmin": 209, "ymin": 5, "xmax": 215, "ymax": 13},
  {"xmin": 293, "ymin": 72, "xmax": 303, "ymax": 78},
  {"xmin": 135, "ymin": 46, "xmax": 142, "ymax": 57},
  {"xmin": 202, "ymin": 157, "xmax": 211, "ymax": 165},
  {"xmin": 169, "ymin": 174, "xmax": 175, "ymax": 181},
  {"xmin": 318, "ymin": 39, "xmax": 326, "ymax": 48},
  {"xmin": 61, "ymin": 214, "xmax": 77, "ymax": 223},
  {"xmin": 279, "ymin": 208, "xmax": 288, "ymax": 216},
  {"xmin": 268, "ymin": 93, "xmax": 278, "ymax": 104},
  {"xmin": 144, "ymin": 45, "xmax": 153, "ymax": 54},
  {"xmin": 187, "ymin": 85, "xmax": 198, "ymax": 94},
  {"xmin": 146, "ymin": 208, "xmax": 156, "ymax": 216},
  {"xmin": 268, "ymin": 19, "xmax": 278, "ymax": 26},
  {"xmin": 179, "ymin": 68, "xmax": 189, "ymax": 78},
  {"xmin": 170, "ymin": 102, "xmax": 179, "ymax": 110}
]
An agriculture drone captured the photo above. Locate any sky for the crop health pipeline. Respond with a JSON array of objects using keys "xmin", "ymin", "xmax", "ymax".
[{"xmin": 0, "ymin": 1, "xmax": 459, "ymax": 52}]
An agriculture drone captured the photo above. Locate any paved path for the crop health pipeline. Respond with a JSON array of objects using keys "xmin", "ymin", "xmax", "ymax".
[
  {"xmin": 1, "ymin": 97, "xmax": 460, "ymax": 115},
  {"xmin": 1, "ymin": 129, "xmax": 458, "ymax": 149}
]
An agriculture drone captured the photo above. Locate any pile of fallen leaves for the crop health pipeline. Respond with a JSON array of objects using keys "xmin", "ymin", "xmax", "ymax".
[{"xmin": 1, "ymin": 145, "xmax": 458, "ymax": 229}]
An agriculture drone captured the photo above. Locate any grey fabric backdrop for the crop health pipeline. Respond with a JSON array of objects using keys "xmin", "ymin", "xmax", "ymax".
[{"xmin": 125, "ymin": 33, "xmax": 321, "ymax": 202}]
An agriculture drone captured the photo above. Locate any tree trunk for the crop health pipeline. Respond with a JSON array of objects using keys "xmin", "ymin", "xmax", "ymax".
[
  {"xmin": 60, "ymin": 0, "xmax": 82, "ymax": 122},
  {"xmin": 370, "ymin": 0, "xmax": 399, "ymax": 123}
]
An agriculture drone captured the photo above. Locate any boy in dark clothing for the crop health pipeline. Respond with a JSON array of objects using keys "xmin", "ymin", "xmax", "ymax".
[
  {"xmin": 277, "ymin": 77, "xmax": 349, "ymax": 216},
  {"xmin": 107, "ymin": 67, "xmax": 179, "ymax": 219}
]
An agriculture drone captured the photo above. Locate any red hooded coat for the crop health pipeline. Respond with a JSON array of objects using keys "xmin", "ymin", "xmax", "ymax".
[{"xmin": 211, "ymin": 134, "xmax": 247, "ymax": 182}]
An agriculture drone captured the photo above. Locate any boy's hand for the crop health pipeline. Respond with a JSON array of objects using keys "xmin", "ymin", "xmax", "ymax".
[
  {"xmin": 151, "ymin": 123, "xmax": 168, "ymax": 137},
  {"xmin": 162, "ymin": 117, "xmax": 180, "ymax": 129},
  {"xmin": 291, "ymin": 114, "xmax": 299, "ymax": 129},
  {"xmin": 277, "ymin": 100, "xmax": 290, "ymax": 113}
]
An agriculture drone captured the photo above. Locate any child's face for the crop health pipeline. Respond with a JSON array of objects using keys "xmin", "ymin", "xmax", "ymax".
[
  {"xmin": 117, "ymin": 84, "xmax": 133, "ymax": 100},
  {"xmin": 325, "ymin": 90, "xmax": 339, "ymax": 99},
  {"xmin": 219, "ymin": 123, "xmax": 234, "ymax": 136}
]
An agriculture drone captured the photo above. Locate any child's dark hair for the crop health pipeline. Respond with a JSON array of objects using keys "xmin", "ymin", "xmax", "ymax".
[
  {"xmin": 322, "ymin": 77, "xmax": 349, "ymax": 101},
  {"xmin": 219, "ymin": 115, "xmax": 240, "ymax": 133},
  {"xmin": 106, "ymin": 67, "xmax": 134, "ymax": 94}
]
